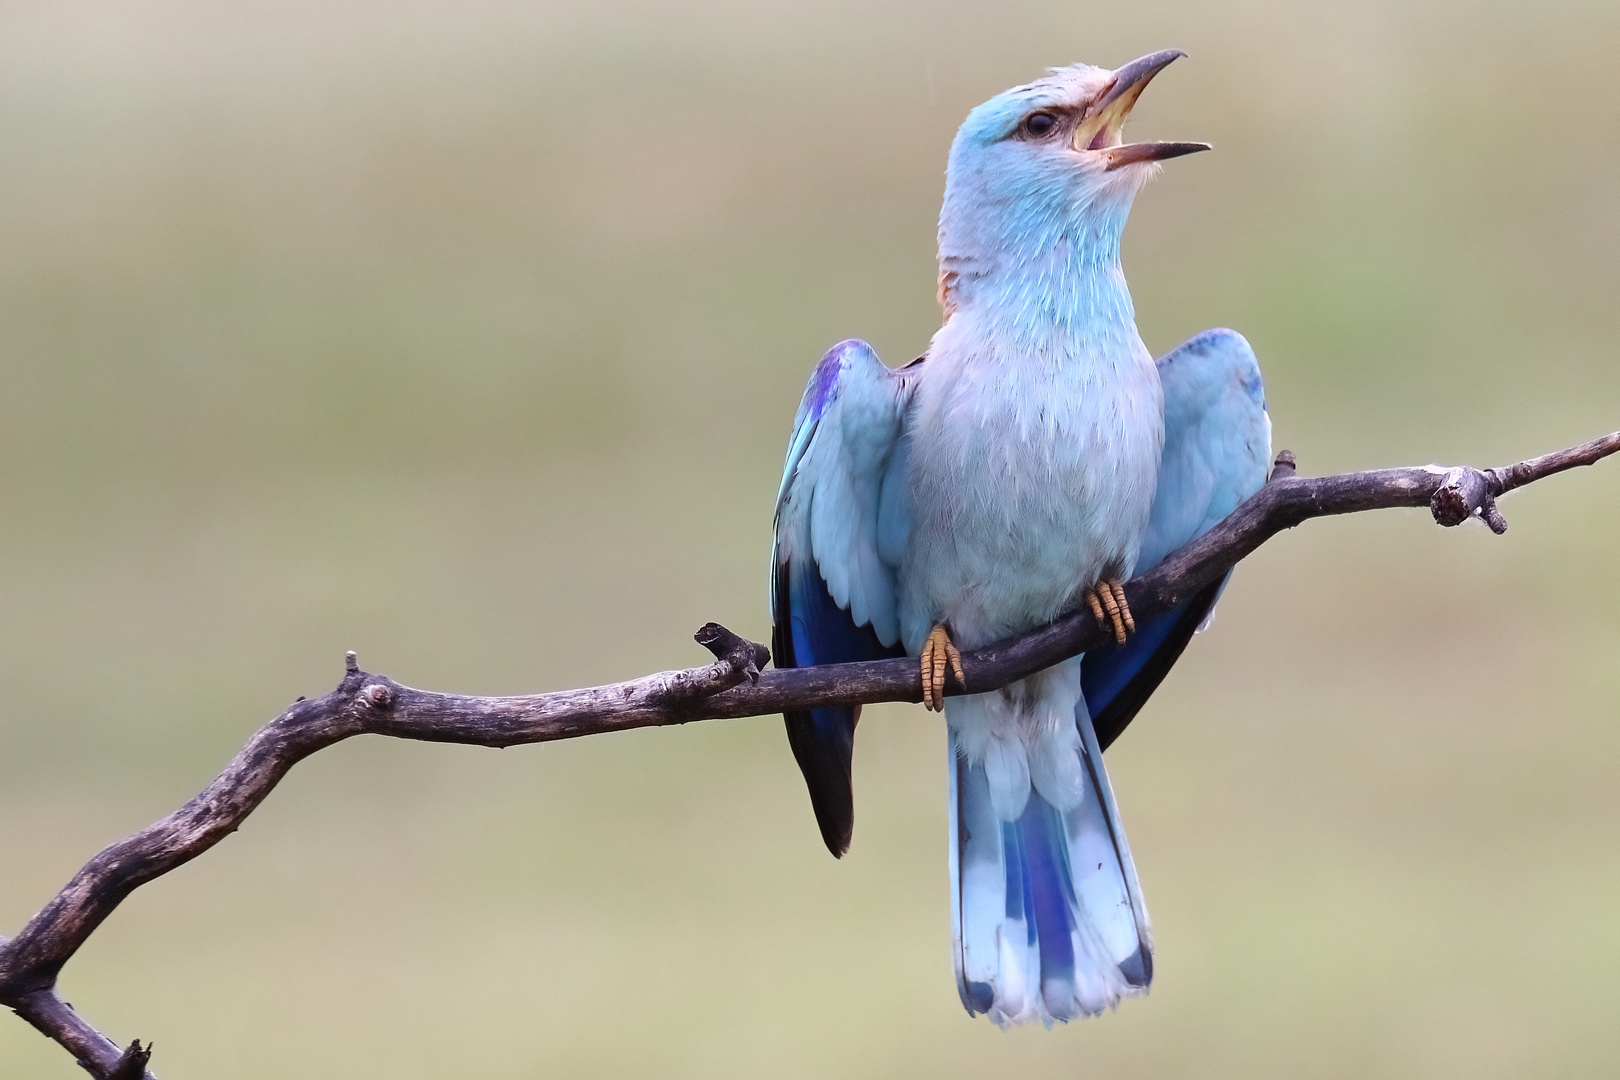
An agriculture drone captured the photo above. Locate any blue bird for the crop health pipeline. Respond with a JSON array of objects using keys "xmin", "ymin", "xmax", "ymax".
[{"xmin": 771, "ymin": 53, "xmax": 1271, "ymax": 1026}]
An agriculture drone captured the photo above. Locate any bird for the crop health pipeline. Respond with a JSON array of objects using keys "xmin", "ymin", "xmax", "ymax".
[{"xmin": 770, "ymin": 52, "xmax": 1272, "ymax": 1027}]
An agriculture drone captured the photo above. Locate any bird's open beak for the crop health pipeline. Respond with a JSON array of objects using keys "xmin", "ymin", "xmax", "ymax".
[{"xmin": 1073, "ymin": 49, "xmax": 1211, "ymax": 171}]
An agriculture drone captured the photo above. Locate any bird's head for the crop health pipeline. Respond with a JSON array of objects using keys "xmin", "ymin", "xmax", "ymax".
[{"xmin": 937, "ymin": 51, "xmax": 1208, "ymax": 318}]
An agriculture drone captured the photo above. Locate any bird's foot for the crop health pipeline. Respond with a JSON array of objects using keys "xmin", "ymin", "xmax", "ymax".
[
  {"xmin": 1082, "ymin": 579, "xmax": 1135, "ymax": 646},
  {"xmin": 919, "ymin": 624, "xmax": 965, "ymax": 712}
]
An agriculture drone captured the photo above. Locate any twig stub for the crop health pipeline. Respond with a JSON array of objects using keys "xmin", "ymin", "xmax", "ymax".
[
  {"xmin": 694, "ymin": 622, "xmax": 771, "ymax": 684},
  {"xmin": 108, "ymin": 1040, "xmax": 153, "ymax": 1080},
  {"xmin": 1430, "ymin": 466, "xmax": 1505, "ymax": 532}
]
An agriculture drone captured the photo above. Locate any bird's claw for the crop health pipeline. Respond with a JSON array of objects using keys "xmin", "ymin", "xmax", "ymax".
[
  {"xmin": 1083, "ymin": 579, "xmax": 1135, "ymax": 646},
  {"xmin": 920, "ymin": 624, "xmax": 965, "ymax": 711}
]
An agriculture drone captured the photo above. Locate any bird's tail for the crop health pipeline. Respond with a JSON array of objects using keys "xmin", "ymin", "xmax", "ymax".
[{"xmin": 948, "ymin": 701, "xmax": 1153, "ymax": 1027}]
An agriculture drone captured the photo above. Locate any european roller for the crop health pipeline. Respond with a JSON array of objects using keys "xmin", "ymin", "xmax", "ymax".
[{"xmin": 771, "ymin": 52, "xmax": 1272, "ymax": 1026}]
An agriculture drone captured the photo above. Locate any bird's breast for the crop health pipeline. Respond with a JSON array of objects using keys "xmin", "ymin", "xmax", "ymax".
[{"xmin": 897, "ymin": 330, "xmax": 1163, "ymax": 652}]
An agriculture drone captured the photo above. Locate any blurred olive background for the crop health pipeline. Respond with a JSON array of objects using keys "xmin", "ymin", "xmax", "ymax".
[{"xmin": 1, "ymin": 1, "xmax": 1617, "ymax": 1076}]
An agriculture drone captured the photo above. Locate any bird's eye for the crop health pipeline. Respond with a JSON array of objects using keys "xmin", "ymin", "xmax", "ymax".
[{"xmin": 1022, "ymin": 112, "xmax": 1059, "ymax": 139}]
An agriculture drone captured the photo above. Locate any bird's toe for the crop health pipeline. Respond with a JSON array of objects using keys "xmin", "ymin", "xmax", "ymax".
[
  {"xmin": 1084, "ymin": 580, "xmax": 1134, "ymax": 645},
  {"xmin": 920, "ymin": 625, "xmax": 965, "ymax": 710}
]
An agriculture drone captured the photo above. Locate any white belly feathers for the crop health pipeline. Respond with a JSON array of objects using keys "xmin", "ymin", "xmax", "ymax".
[{"xmin": 897, "ymin": 325, "xmax": 1164, "ymax": 656}]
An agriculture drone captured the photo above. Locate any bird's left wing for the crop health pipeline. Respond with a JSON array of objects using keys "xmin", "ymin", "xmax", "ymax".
[
  {"xmin": 772, "ymin": 339, "xmax": 918, "ymax": 857},
  {"xmin": 1082, "ymin": 328, "xmax": 1272, "ymax": 749}
]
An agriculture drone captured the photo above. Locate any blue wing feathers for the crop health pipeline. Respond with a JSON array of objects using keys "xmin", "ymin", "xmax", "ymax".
[
  {"xmin": 1140, "ymin": 329, "xmax": 1269, "ymax": 569},
  {"xmin": 775, "ymin": 540, "xmax": 905, "ymax": 857},
  {"xmin": 1079, "ymin": 328, "xmax": 1269, "ymax": 749},
  {"xmin": 773, "ymin": 340, "xmax": 914, "ymax": 856}
]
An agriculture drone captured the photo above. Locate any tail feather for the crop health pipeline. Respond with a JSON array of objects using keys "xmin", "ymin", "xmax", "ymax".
[{"xmin": 950, "ymin": 705, "xmax": 1152, "ymax": 1027}]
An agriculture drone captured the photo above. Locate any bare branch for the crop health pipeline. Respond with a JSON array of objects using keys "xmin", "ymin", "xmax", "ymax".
[
  {"xmin": 1, "ymin": 430, "xmax": 1615, "ymax": 1077},
  {"xmin": 10, "ymin": 988, "xmax": 136, "ymax": 1077}
]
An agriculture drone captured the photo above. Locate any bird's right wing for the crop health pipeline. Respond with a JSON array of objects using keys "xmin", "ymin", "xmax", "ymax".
[
  {"xmin": 772, "ymin": 339, "xmax": 918, "ymax": 857},
  {"xmin": 1081, "ymin": 328, "xmax": 1272, "ymax": 749}
]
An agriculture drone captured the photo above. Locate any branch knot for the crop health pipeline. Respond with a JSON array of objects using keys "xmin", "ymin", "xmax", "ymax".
[
  {"xmin": 643, "ymin": 624, "xmax": 772, "ymax": 712},
  {"xmin": 1430, "ymin": 466, "xmax": 1508, "ymax": 534},
  {"xmin": 694, "ymin": 622, "xmax": 770, "ymax": 685}
]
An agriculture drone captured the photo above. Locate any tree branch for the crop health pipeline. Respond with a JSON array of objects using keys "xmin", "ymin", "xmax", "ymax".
[{"xmin": 1, "ymin": 430, "xmax": 1615, "ymax": 1078}]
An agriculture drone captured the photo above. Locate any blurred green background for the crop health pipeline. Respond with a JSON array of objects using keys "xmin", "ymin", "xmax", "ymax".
[{"xmin": 1, "ymin": 1, "xmax": 1617, "ymax": 1076}]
